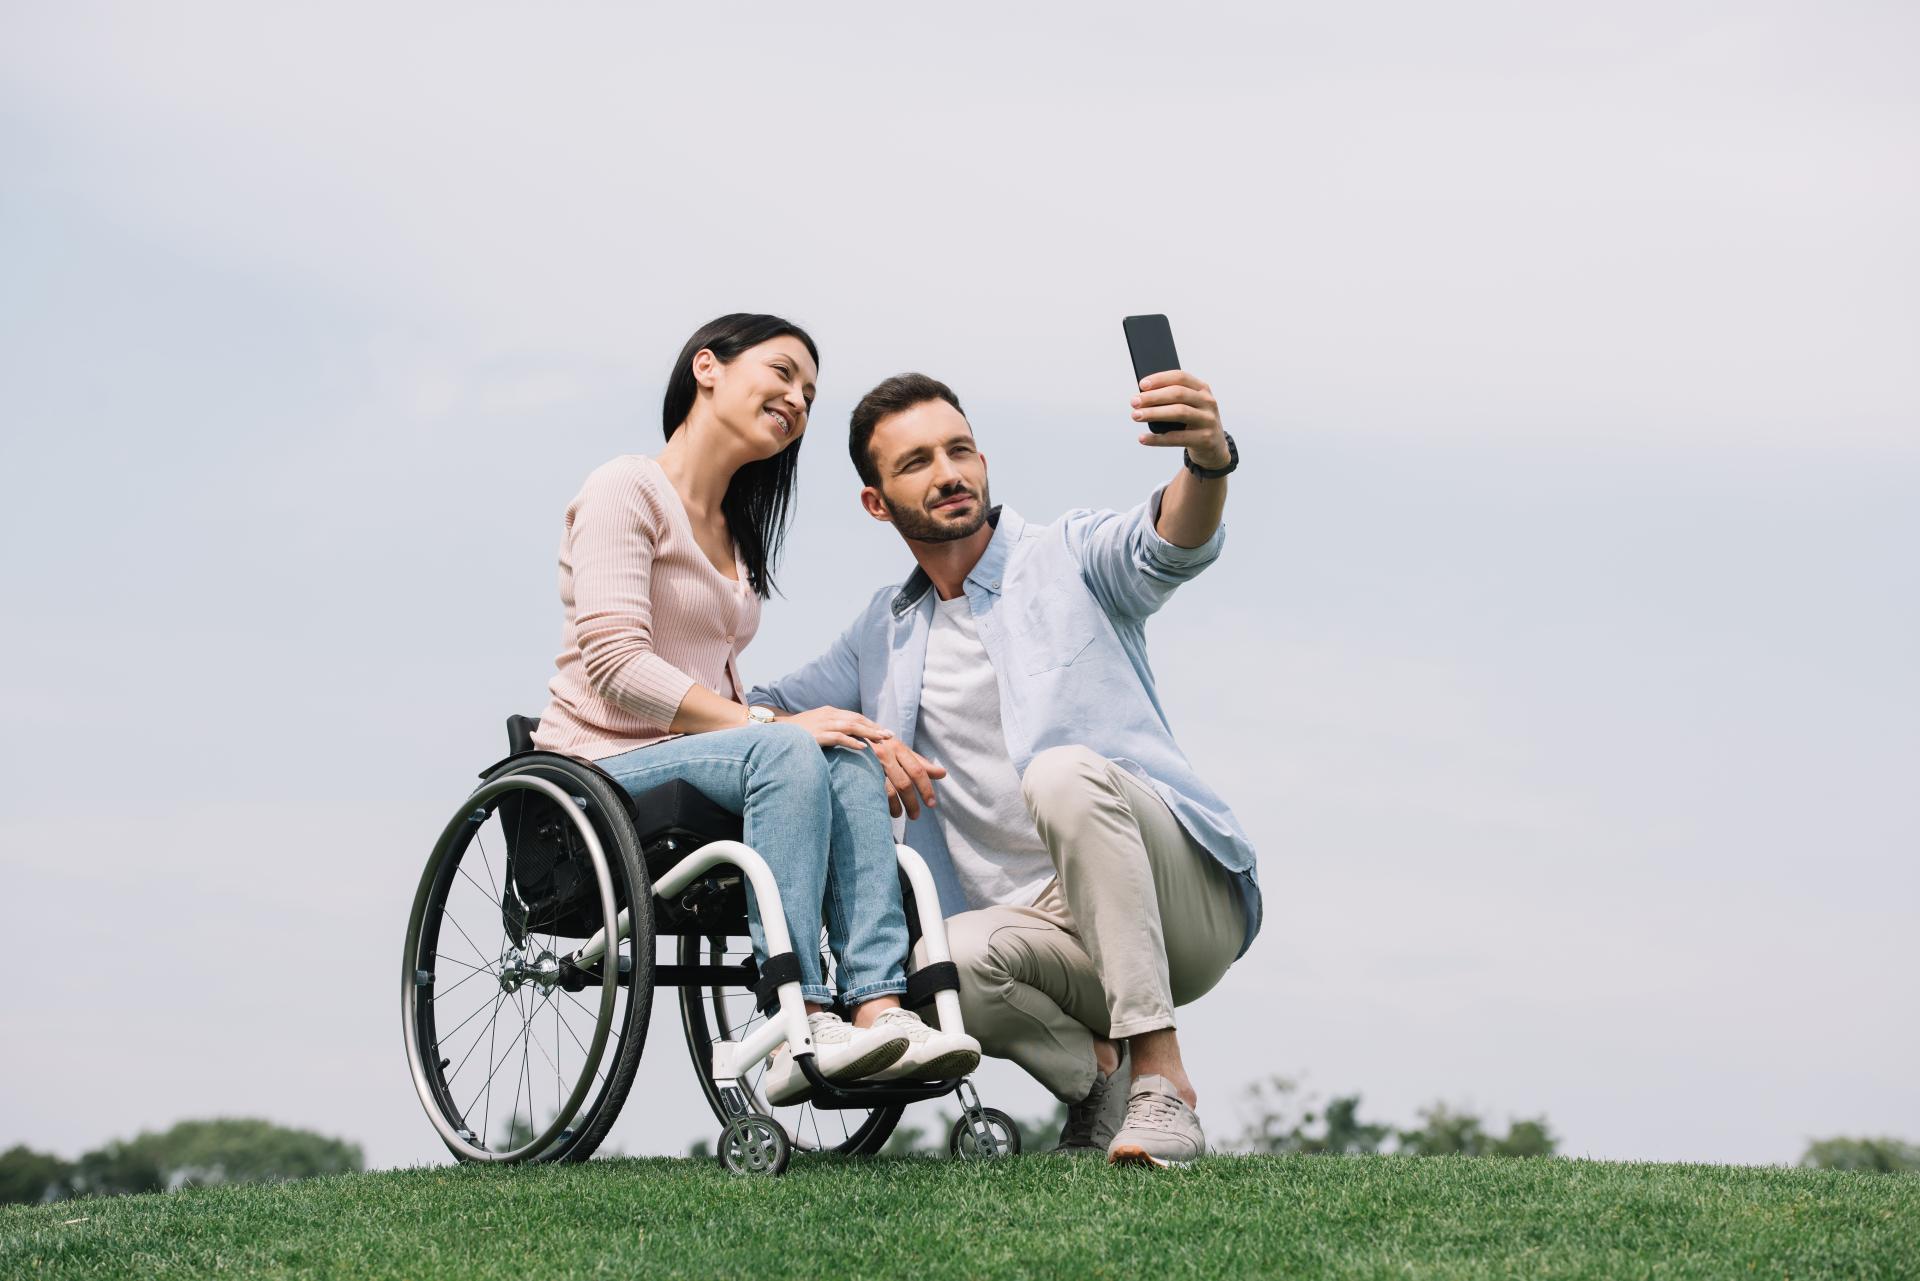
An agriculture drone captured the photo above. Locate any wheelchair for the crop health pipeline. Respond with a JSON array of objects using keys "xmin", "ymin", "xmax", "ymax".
[{"xmin": 401, "ymin": 716, "xmax": 1020, "ymax": 1174}]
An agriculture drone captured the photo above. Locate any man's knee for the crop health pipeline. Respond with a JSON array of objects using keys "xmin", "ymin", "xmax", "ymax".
[{"xmin": 1019, "ymin": 744, "xmax": 1112, "ymax": 821}]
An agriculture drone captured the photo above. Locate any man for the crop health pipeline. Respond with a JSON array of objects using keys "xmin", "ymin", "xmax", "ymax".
[{"xmin": 747, "ymin": 366, "xmax": 1258, "ymax": 1167}]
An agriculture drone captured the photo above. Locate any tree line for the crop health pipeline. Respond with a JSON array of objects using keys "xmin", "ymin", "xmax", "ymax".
[
  {"xmin": 8, "ymin": 1106, "xmax": 1915, "ymax": 1200},
  {"xmin": 1, "ymin": 1119, "xmax": 363, "ymax": 1205}
]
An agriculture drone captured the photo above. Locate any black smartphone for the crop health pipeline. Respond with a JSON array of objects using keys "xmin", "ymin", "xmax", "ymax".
[{"xmin": 1122, "ymin": 314, "xmax": 1181, "ymax": 433}]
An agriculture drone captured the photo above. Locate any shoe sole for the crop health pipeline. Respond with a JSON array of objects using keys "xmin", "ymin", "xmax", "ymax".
[
  {"xmin": 819, "ymin": 1036, "xmax": 910, "ymax": 1083},
  {"xmin": 1108, "ymin": 1142, "xmax": 1194, "ymax": 1169},
  {"xmin": 872, "ymin": 1047, "xmax": 982, "ymax": 1083},
  {"xmin": 765, "ymin": 1079, "xmax": 812, "ymax": 1106}
]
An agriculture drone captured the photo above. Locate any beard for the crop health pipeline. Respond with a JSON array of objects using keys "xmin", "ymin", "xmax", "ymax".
[{"xmin": 884, "ymin": 479, "xmax": 992, "ymax": 544}]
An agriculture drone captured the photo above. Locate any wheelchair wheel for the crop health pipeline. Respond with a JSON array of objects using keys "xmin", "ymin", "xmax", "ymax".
[
  {"xmin": 679, "ymin": 932, "xmax": 903, "ymax": 1156},
  {"xmin": 717, "ymin": 1114, "xmax": 792, "ymax": 1176},
  {"xmin": 403, "ymin": 755, "xmax": 654, "ymax": 1163},
  {"xmin": 949, "ymin": 1107, "xmax": 1021, "ymax": 1159}
]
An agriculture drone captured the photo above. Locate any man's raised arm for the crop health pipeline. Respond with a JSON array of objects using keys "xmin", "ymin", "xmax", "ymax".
[{"xmin": 1069, "ymin": 369, "xmax": 1236, "ymax": 620}]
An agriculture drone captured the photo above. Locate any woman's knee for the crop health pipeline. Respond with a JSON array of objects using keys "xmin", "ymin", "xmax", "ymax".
[
  {"xmin": 746, "ymin": 721, "xmax": 828, "ymax": 778},
  {"xmin": 824, "ymin": 742, "xmax": 888, "ymax": 801}
]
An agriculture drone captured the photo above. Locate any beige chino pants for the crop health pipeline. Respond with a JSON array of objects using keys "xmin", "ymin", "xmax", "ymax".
[{"xmin": 913, "ymin": 745, "xmax": 1244, "ymax": 1103}]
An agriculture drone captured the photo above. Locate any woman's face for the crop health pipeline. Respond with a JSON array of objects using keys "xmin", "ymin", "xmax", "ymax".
[{"xmin": 696, "ymin": 335, "xmax": 817, "ymax": 460}]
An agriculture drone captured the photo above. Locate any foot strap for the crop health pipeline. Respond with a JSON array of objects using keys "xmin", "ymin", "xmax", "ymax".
[
  {"xmin": 752, "ymin": 951, "xmax": 803, "ymax": 1012},
  {"xmin": 905, "ymin": 961, "xmax": 959, "ymax": 1010}
]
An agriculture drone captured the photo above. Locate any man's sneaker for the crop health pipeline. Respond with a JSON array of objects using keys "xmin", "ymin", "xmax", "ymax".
[
  {"xmin": 1107, "ymin": 1074, "xmax": 1206, "ymax": 1168},
  {"xmin": 1054, "ymin": 1043, "xmax": 1130, "ymax": 1154},
  {"xmin": 866, "ymin": 1007, "xmax": 982, "ymax": 1082},
  {"xmin": 762, "ymin": 1011, "xmax": 910, "ymax": 1105}
]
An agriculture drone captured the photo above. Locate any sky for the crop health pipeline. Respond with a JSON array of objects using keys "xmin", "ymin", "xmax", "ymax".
[{"xmin": 2, "ymin": 2, "xmax": 1915, "ymax": 1170}]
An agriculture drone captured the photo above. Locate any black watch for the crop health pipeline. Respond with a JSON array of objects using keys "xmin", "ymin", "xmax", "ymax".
[{"xmin": 1184, "ymin": 431, "xmax": 1238, "ymax": 479}]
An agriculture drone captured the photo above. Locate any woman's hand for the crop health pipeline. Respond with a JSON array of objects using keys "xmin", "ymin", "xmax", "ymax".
[{"xmin": 782, "ymin": 706, "xmax": 894, "ymax": 752}]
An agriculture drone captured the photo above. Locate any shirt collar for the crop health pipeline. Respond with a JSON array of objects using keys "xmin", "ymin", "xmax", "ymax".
[{"xmin": 890, "ymin": 505, "xmax": 1024, "ymax": 616}]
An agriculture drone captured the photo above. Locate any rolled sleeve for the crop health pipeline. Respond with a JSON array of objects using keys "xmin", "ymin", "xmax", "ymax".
[
  {"xmin": 1141, "ymin": 483, "xmax": 1226, "ymax": 570},
  {"xmin": 1069, "ymin": 485, "xmax": 1226, "ymax": 620}
]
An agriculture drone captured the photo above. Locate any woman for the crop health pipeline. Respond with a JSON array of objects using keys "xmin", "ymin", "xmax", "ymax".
[{"xmin": 531, "ymin": 313, "xmax": 977, "ymax": 1104}]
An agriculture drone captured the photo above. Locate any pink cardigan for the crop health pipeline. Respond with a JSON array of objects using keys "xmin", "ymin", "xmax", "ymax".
[{"xmin": 531, "ymin": 455, "xmax": 760, "ymax": 761}]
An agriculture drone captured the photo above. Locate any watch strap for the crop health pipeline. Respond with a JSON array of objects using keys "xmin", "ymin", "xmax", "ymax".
[{"xmin": 1184, "ymin": 431, "xmax": 1238, "ymax": 479}]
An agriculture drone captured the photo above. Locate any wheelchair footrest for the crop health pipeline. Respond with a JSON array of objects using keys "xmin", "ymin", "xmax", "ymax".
[{"xmin": 792, "ymin": 1054, "xmax": 965, "ymax": 1110}]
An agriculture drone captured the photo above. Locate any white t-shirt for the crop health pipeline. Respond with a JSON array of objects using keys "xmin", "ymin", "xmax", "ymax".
[{"xmin": 914, "ymin": 594, "xmax": 1056, "ymax": 911}]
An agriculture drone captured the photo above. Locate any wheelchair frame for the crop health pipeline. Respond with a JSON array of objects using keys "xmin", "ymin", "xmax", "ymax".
[{"xmin": 401, "ymin": 720, "xmax": 1019, "ymax": 1174}]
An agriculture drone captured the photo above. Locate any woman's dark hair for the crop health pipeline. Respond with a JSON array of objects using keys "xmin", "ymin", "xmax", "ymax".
[{"xmin": 661, "ymin": 313, "xmax": 819, "ymax": 599}]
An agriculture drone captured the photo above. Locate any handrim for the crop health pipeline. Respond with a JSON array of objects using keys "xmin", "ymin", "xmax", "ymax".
[{"xmin": 402, "ymin": 773, "xmax": 620, "ymax": 1163}]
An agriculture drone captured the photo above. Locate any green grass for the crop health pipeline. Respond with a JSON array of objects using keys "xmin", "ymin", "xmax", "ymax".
[{"xmin": 4, "ymin": 1154, "xmax": 1916, "ymax": 1279}]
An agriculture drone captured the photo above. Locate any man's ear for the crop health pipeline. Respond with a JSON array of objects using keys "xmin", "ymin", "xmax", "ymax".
[
  {"xmin": 691, "ymin": 348, "xmax": 720, "ymax": 390},
  {"xmin": 859, "ymin": 485, "xmax": 893, "ymax": 524}
]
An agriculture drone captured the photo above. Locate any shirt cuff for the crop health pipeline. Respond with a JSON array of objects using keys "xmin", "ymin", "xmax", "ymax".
[{"xmin": 1143, "ymin": 483, "xmax": 1227, "ymax": 567}]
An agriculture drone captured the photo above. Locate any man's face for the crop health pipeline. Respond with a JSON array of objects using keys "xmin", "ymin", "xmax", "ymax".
[{"xmin": 861, "ymin": 398, "xmax": 991, "ymax": 543}]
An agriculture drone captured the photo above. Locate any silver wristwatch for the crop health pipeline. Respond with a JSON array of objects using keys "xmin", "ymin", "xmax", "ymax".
[{"xmin": 746, "ymin": 705, "xmax": 777, "ymax": 726}]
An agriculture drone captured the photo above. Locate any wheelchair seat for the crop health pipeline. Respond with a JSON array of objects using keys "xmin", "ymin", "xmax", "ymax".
[{"xmin": 502, "ymin": 714, "xmax": 743, "ymax": 847}]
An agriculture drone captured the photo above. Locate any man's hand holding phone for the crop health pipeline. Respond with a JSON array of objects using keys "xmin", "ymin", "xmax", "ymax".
[
  {"xmin": 1132, "ymin": 370, "xmax": 1230, "ymax": 470},
  {"xmin": 1125, "ymin": 313, "xmax": 1236, "ymax": 547}
]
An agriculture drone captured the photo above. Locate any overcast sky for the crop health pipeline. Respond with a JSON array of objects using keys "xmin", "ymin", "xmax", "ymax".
[{"xmin": 3, "ymin": 2, "xmax": 1915, "ymax": 1170}]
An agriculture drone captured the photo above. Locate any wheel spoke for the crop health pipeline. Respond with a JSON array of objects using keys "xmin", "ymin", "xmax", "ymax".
[
  {"xmin": 455, "ymin": 862, "xmax": 495, "ymax": 905},
  {"xmin": 471, "ymin": 997, "xmax": 533, "ymax": 1140},
  {"xmin": 429, "ymin": 963, "xmax": 492, "ymax": 1005},
  {"xmin": 523, "ymin": 991, "xmax": 564, "ymax": 1079},
  {"xmin": 512, "ymin": 986, "xmax": 536, "ymax": 1149},
  {"xmin": 474, "ymin": 824, "xmax": 503, "ymax": 907},
  {"xmin": 437, "ymin": 986, "xmax": 507, "ymax": 1059},
  {"xmin": 444, "ymin": 912, "xmax": 500, "ymax": 976},
  {"xmin": 552, "ymin": 992, "xmax": 610, "ymax": 1090}
]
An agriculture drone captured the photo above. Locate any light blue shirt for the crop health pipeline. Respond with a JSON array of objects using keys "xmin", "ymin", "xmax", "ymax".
[{"xmin": 749, "ymin": 488, "xmax": 1262, "ymax": 956}]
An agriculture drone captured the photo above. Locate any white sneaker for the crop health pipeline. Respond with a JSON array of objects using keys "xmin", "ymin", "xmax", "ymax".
[
  {"xmin": 762, "ymin": 1011, "xmax": 910, "ymax": 1105},
  {"xmin": 865, "ymin": 1007, "xmax": 982, "ymax": 1082}
]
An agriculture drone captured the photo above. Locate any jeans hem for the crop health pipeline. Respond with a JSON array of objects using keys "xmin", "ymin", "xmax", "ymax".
[{"xmin": 838, "ymin": 978, "xmax": 908, "ymax": 1006}]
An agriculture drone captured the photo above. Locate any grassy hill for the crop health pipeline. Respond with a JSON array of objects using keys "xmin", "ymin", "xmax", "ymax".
[{"xmin": 4, "ymin": 1153, "xmax": 1915, "ymax": 1279}]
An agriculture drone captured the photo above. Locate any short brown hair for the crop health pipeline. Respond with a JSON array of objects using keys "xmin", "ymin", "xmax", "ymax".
[{"xmin": 848, "ymin": 373, "xmax": 965, "ymax": 487}]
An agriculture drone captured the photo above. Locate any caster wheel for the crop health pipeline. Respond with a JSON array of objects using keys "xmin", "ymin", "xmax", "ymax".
[
  {"xmin": 949, "ymin": 1107, "xmax": 1022, "ymax": 1159},
  {"xmin": 718, "ymin": 1114, "xmax": 792, "ymax": 1176}
]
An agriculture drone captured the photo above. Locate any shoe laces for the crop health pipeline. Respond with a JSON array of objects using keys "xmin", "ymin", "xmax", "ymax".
[
  {"xmin": 1127, "ymin": 1088, "xmax": 1185, "ymax": 1131},
  {"xmin": 806, "ymin": 1011, "xmax": 852, "ymax": 1043},
  {"xmin": 870, "ymin": 1008, "xmax": 929, "ymax": 1042}
]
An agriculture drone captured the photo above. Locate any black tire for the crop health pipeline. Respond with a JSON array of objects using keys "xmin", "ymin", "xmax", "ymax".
[
  {"xmin": 949, "ymin": 1107, "xmax": 1021, "ymax": 1159},
  {"xmin": 402, "ymin": 754, "xmax": 654, "ymax": 1164},
  {"xmin": 678, "ymin": 931, "xmax": 903, "ymax": 1156}
]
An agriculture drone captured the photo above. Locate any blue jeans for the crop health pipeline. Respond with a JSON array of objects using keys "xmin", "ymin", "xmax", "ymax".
[{"xmin": 597, "ymin": 724, "xmax": 909, "ymax": 1007}]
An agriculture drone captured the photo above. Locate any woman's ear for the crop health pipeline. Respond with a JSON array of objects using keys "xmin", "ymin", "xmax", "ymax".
[{"xmin": 691, "ymin": 348, "xmax": 720, "ymax": 390}]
